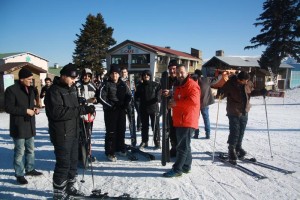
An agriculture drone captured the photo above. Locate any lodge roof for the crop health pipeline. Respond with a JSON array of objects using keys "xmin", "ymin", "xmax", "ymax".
[
  {"xmin": 0, "ymin": 52, "xmax": 49, "ymax": 62},
  {"xmin": 108, "ymin": 40, "xmax": 201, "ymax": 61},
  {"xmin": 203, "ymin": 56, "xmax": 294, "ymax": 69}
]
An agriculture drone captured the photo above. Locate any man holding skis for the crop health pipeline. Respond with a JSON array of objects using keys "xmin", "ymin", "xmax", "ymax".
[{"xmin": 161, "ymin": 60, "xmax": 179, "ymax": 157}]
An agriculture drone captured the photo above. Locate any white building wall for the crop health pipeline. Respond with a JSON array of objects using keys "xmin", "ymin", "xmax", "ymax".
[{"xmin": 4, "ymin": 53, "xmax": 48, "ymax": 71}]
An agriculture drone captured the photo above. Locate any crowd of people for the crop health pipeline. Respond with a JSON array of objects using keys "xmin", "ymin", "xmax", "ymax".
[{"xmin": 4, "ymin": 61, "xmax": 267, "ymax": 199}]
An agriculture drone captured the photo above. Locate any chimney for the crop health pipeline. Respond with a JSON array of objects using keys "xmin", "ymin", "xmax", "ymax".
[
  {"xmin": 216, "ymin": 50, "xmax": 224, "ymax": 57},
  {"xmin": 191, "ymin": 48, "xmax": 202, "ymax": 59},
  {"xmin": 165, "ymin": 46, "xmax": 171, "ymax": 49}
]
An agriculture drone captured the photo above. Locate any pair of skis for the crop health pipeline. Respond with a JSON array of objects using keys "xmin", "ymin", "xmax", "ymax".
[
  {"xmin": 129, "ymin": 74, "xmax": 137, "ymax": 147},
  {"xmin": 161, "ymin": 71, "xmax": 170, "ymax": 166},
  {"xmin": 74, "ymin": 189, "xmax": 179, "ymax": 200},
  {"xmin": 206, "ymin": 152, "xmax": 295, "ymax": 180}
]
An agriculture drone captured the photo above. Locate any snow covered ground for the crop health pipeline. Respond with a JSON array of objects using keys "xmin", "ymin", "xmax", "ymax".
[{"xmin": 0, "ymin": 88, "xmax": 300, "ymax": 200}]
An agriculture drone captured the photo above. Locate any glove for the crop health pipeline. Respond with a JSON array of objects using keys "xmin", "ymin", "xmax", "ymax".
[
  {"xmin": 84, "ymin": 105, "xmax": 95, "ymax": 114},
  {"xmin": 261, "ymin": 88, "xmax": 268, "ymax": 97}
]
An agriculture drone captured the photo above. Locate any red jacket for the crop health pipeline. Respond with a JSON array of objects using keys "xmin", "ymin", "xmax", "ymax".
[{"xmin": 172, "ymin": 76, "xmax": 200, "ymax": 129}]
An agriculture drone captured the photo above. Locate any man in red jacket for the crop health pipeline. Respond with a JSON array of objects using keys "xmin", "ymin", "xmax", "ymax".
[{"xmin": 163, "ymin": 64, "xmax": 200, "ymax": 178}]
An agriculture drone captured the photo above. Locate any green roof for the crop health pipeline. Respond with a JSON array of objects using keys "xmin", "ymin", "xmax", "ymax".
[
  {"xmin": 48, "ymin": 67, "xmax": 62, "ymax": 76},
  {"xmin": 0, "ymin": 52, "xmax": 25, "ymax": 59}
]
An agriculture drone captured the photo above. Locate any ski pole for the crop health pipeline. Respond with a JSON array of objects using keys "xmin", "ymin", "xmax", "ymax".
[
  {"xmin": 212, "ymin": 95, "xmax": 222, "ymax": 163},
  {"xmin": 263, "ymin": 95, "xmax": 273, "ymax": 158}
]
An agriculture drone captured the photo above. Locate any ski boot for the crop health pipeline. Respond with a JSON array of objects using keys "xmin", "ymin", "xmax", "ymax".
[
  {"xmin": 53, "ymin": 180, "xmax": 74, "ymax": 200},
  {"xmin": 66, "ymin": 178, "xmax": 85, "ymax": 197},
  {"xmin": 228, "ymin": 145, "xmax": 237, "ymax": 165},
  {"xmin": 236, "ymin": 146, "xmax": 247, "ymax": 159}
]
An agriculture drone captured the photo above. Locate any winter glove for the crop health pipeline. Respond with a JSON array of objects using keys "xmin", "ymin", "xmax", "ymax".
[
  {"xmin": 261, "ymin": 88, "xmax": 268, "ymax": 97},
  {"xmin": 84, "ymin": 105, "xmax": 96, "ymax": 114}
]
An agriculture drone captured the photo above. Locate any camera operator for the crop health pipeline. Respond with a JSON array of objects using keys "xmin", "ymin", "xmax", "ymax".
[{"xmin": 44, "ymin": 63, "xmax": 95, "ymax": 199}]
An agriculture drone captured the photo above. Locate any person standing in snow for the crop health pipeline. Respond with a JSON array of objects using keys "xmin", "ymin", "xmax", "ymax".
[
  {"xmin": 76, "ymin": 68, "xmax": 97, "ymax": 163},
  {"xmin": 45, "ymin": 63, "xmax": 95, "ymax": 199},
  {"xmin": 135, "ymin": 69, "xmax": 161, "ymax": 149},
  {"xmin": 40, "ymin": 77, "xmax": 52, "ymax": 106},
  {"xmin": 161, "ymin": 59, "xmax": 179, "ymax": 157},
  {"xmin": 4, "ymin": 68, "xmax": 43, "ymax": 185},
  {"xmin": 193, "ymin": 69, "xmax": 215, "ymax": 139},
  {"xmin": 163, "ymin": 64, "xmax": 200, "ymax": 177},
  {"xmin": 97, "ymin": 65, "xmax": 132, "ymax": 162},
  {"xmin": 219, "ymin": 71, "xmax": 266, "ymax": 165}
]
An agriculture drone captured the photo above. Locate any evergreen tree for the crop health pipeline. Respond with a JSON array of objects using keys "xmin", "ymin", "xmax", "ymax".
[
  {"xmin": 73, "ymin": 13, "xmax": 116, "ymax": 73},
  {"xmin": 245, "ymin": 0, "xmax": 300, "ymax": 74}
]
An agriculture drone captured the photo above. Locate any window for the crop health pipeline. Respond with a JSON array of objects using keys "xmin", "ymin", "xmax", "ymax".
[
  {"xmin": 131, "ymin": 54, "xmax": 150, "ymax": 68},
  {"xmin": 111, "ymin": 55, "xmax": 128, "ymax": 66}
]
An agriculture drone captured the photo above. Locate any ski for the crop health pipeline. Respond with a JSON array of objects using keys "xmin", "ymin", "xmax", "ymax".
[
  {"xmin": 129, "ymin": 74, "xmax": 137, "ymax": 147},
  {"xmin": 219, "ymin": 152, "xmax": 295, "ymax": 174},
  {"xmin": 206, "ymin": 152, "xmax": 267, "ymax": 180},
  {"xmin": 126, "ymin": 149, "xmax": 138, "ymax": 161},
  {"xmin": 74, "ymin": 189, "xmax": 179, "ymax": 200},
  {"xmin": 126, "ymin": 145, "xmax": 155, "ymax": 161},
  {"xmin": 161, "ymin": 71, "xmax": 170, "ymax": 166}
]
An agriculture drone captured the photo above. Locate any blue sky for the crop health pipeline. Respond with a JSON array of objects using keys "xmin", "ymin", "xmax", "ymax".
[{"xmin": 1, "ymin": 0, "xmax": 266, "ymax": 67}]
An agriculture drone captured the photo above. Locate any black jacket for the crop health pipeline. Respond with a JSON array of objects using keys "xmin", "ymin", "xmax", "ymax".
[
  {"xmin": 135, "ymin": 80, "xmax": 161, "ymax": 114},
  {"xmin": 45, "ymin": 76, "xmax": 86, "ymax": 143},
  {"xmin": 5, "ymin": 82, "xmax": 36, "ymax": 139},
  {"xmin": 98, "ymin": 78, "xmax": 132, "ymax": 111}
]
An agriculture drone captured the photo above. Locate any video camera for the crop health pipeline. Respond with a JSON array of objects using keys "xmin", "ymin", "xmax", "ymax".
[{"xmin": 78, "ymin": 97, "xmax": 87, "ymax": 105}]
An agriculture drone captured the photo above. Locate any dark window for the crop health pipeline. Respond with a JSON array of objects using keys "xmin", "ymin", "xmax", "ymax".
[
  {"xmin": 111, "ymin": 55, "xmax": 128, "ymax": 68},
  {"xmin": 131, "ymin": 54, "xmax": 150, "ymax": 68}
]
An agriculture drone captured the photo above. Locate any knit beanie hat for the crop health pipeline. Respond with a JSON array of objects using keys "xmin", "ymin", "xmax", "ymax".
[
  {"xmin": 60, "ymin": 63, "xmax": 78, "ymax": 78},
  {"xmin": 19, "ymin": 68, "xmax": 33, "ymax": 79},
  {"xmin": 168, "ymin": 59, "xmax": 178, "ymax": 68},
  {"xmin": 109, "ymin": 65, "xmax": 120, "ymax": 74}
]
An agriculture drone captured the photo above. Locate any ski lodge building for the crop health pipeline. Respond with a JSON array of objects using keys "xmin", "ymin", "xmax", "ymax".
[
  {"xmin": 202, "ymin": 50, "xmax": 298, "ymax": 90},
  {"xmin": 106, "ymin": 40, "xmax": 203, "ymax": 81}
]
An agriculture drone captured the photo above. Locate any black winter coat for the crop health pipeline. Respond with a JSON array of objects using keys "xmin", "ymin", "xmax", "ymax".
[
  {"xmin": 45, "ymin": 77, "xmax": 86, "ymax": 144},
  {"xmin": 135, "ymin": 80, "xmax": 161, "ymax": 114},
  {"xmin": 5, "ymin": 82, "xmax": 36, "ymax": 139},
  {"xmin": 98, "ymin": 78, "xmax": 132, "ymax": 111}
]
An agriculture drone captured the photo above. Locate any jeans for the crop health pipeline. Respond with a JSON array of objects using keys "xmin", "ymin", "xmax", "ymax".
[
  {"xmin": 201, "ymin": 106, "xmax": 211, "ymax": 136},
  {"xmin": 227, "ymin": 114, "xmax": 248, "ymax": 147},
  {"xmin": 173, "ymin": 127, "xmax": 193, "ymax": 172},
  {"xmin": 13, "ymin": 137, "xmax": 35, "ymax": 177}
]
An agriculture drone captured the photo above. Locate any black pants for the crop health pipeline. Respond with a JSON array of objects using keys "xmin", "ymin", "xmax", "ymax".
[
  {"xmin": 104, "ymin": 109, "xmax": 126, "ymax": 155},
  {"xmin": 140, "ymin": 111, "xmax": 160, "ymax": 143},
  {"xmin": 134, "ymin": 101, "xmax": 141, "ymax": 130},
  {"xmin": 227, "ymin": 114, "xmax": 248, "ymax": 148},
  {"xmin": 53, "ymin": 134, "xmax": 78, "ymax": 185}
]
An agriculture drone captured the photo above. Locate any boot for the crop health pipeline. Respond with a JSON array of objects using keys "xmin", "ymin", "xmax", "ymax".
[
  {"xmin": 228, "ymin": 145, "xmax": 237, "ymax": 165},
  {"xmin": 53, "ymin": 180, "xmax": 74, "ymax": 200},
  {"xmin": 236, "ymin": 146, "xmax": 247, "ymax": 159},
  {"xmin": 66, "ymin": 178, "xmax": 85, "ymax": 197}
]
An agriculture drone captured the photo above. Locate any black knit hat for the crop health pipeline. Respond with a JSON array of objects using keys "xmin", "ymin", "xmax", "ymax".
[
  {"xmin": 60, "ymin": 63, "xmax": 78, "ymax": 78},
  {"xmin": 19, "ymin": 68, "xmax": 33, "ymax": 79},
  {"xmin": 194, "ymin": 69, "xmax": 202, "ymax": 77},
  {"xmin": 168, "ymin": 59, "xmax": 178, "ymax": 68},
  {"xmin": 141, "ymin": 70, "xmax": 152, "ymax": 78},
  {"xmin": 237, "ymin": 71, "xmax": 250, "ymax": 80},
  {"xmin": 109, "ymin": 65, "xmax": 120, "ymax": 74}
]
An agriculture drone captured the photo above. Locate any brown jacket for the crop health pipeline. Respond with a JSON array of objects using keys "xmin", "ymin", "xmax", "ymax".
[{"xmin": 222, "ymin": 75, "xmax": 260, "ymax": 117}]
